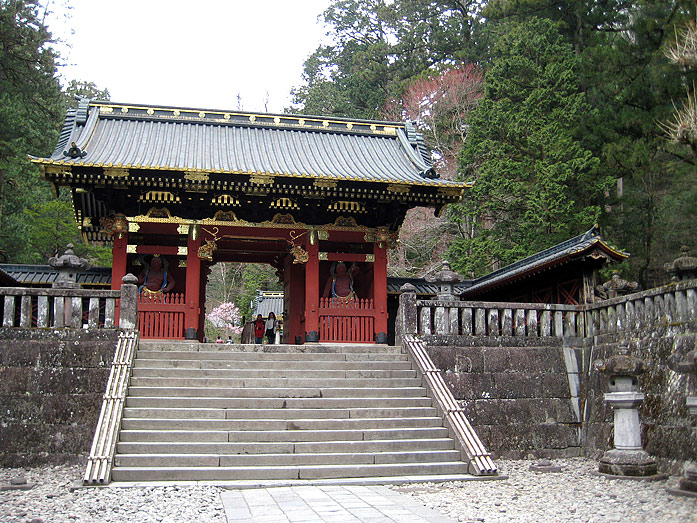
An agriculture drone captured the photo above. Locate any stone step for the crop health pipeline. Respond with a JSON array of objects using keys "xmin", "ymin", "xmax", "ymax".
[
  {"xmin": 120, "ymin": 416, "xmax": 444, "ymax": 431},
  {"xmin": 136, "ymin": 350, "xmax": 408, "ymax": 361},
  {"xmin": 129, "ymin": 376, "xmax": 423, "ymax": 388},
  {"xmin": 132, "ymin": 359, "xmax": 412, "ymax": 370},
  {"xmin": 110, "ymin": 462, "xmax": 468, "ymax": 482},
  {"xmin": 122, "ymin": 406, "xmax": 439, "ymax": 420},
  {"xmin": 118, "ymin": 427, "xmax": 450, "ymax": 443},
  {"xmin": 125, "ymin": 396, "xmax": 433, "ymax": 409},
  {"xmin": 126, "ymin": 386, "xmax": 427, "ymax": 399},
  {"xmin": 138, "ymin": 342, "xmax": 401, "ymax": 354},
  {"xmin": 117, "ymin": 438, "xmax": 456, "ymax": 455},
  {"xmin": 130, "ymin": 367, "xmax": 418, "ymax": 379},
  {"xmin": 114, "ymin": 449, "xmax": 461, "ymax": 468}
]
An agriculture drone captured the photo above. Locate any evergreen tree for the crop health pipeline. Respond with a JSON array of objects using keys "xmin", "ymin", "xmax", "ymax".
[{"xmin": 448, "ymin": 17, "xmax": 608, "ymax": 277}]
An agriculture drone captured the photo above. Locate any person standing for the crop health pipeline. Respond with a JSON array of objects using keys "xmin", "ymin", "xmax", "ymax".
[
  {"xmin": 265, "ymin": 312, "xmax": 278, "ymax": 344},
  {"xmin": 254, "ymin": 314, "xmax": 265, "ymax": 344}
]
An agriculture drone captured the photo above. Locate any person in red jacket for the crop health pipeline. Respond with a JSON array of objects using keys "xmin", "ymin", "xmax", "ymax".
[{"xmin": 254, "ymin": 314, "xmax": 265, "ymax": 344}]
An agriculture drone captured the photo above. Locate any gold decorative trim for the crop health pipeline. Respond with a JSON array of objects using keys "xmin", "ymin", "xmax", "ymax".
[
  {"xmin": 387, "ymin": 184, "xmax": 410, "ymax": 194},
  {"xmin": 121, "ymin": 107, "xmax": 129, "ymax": 113},
  {"xmin": 313, "ymin": 179, "xmax": 337, "ymax": 189},
  {"xmin": 132, "ymin": 207, "xmax": 181, "ymax": 223},
  {"xmin": 250, "ymin": 175, "xmax": 274, "ymax": 185},
  {"xmin": 104, "ymin": 168, "xmax": 130, "ymax": 178},
  {"xmin": 262, "ymin": 213, "xmax": 297, "ymax": 226},
  {"xmin": 438, "ymin": 187, "xmax": 464, "ymax": 197},
  {"xmin": 82, "ymin": 217, "xmax": 92, "ymax": 227},
  {"xmin": 139, "ymin": 191, "xmax": 181, "ymax": 203},
  {"xmin": 177, "ymin": 246, "xmax": 188, "ymax": 256},
  {"xmin": 317, "ymin": 230, "xmax": 329, "ymax": 241},
  {"xmin": 128, "ymin": 222, "xmax": 140, "ymax": 233},
  {"xmin": 328, "ymin": 201, "xmax": 366, "ymax": 214},
  {"xmin": 99, "ymin": 106, "xmax": 114, "ymax": 114},
  {"xmin": 209, "ymin": 210, "xmax": 244, "ymax": 223},
  {"xmin": 364, "ymin": 232, "xmax": 375, "ymax": 243},
  {"xmin": 270, "ymin": 197, "xmax": 299, "ymax": 210},
  {"xmin": 100, "ymin": 214, "xmax": 129, "ymax": 239},
  {"xmin": 44, "ymin": 165, "xmax": 72, "ymax": 176},
  {"xmin": 319, "ymin": 252, "xmax": 328, "ymax": 261},
  {"xmin": 126, "ymin": 245, "xmax": 137, "ymax": 254},
  {"xmin": 184, "ymin": 171, "xmax": 209, "ymax": 182},
  {"xmin": 177, "ymin": 224, "xmax": 190, "ymax": 235},
  {"xmin": 365, "ymin": 254, "xmax": 375, "ymax": 262},
  {"xmin": 212, "ymin": 194, "xmax": 240, "ymax": 206},
  {"xmin": 178, "ymin": 260, "xmax": 187, "ymax": 267},
  {"xmin": 334, "ymin": 216, "xmax": 359, "ymax": 228},
  {"xmin": 173, "ymin": 110, "xmax": 180, "ymax": 116}
]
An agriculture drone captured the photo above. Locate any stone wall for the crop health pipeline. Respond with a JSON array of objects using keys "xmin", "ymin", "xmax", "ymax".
[
  {"xmin": 581, "ymin": 325, "xmax": 697, "ymax": 473},
  {"xmin": 0, "ymin": 328, "xmax": 121, "ymax": 467},
  {"xmin": 425, "ymin": 336, "xmax": 582, "ymax": 459}
]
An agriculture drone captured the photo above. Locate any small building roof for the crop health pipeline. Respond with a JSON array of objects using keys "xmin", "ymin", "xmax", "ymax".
[
  {"xmin": 34, "ymin": 100, "xmax": 463, "ymax": 190},
  {"xmin": 0, "ymin": 264, "xmax": 112, "ymax": 288},
  {"xmin": 460, "ymin": 226, "xmax": 628, "ymax": 298},
  {"xmin": 252, "ymin": 291, "xmax": 284, "ymax": 320}
]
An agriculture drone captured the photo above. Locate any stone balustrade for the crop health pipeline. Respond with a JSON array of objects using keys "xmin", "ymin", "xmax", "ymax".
[
  {"xmin": 398, "ymin": 279, "xmax": 697, "ymax": 341},
  {"xmin": 0, "ymin": 274, "xmax": 138, "ymax": 331}
]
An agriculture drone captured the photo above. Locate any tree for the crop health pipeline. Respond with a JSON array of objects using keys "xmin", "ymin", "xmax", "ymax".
[
  {"xmin": 448, "ymin": 17, "xmax": 608, "ymax": 277},
  {"xmin": 0, "ymin": 0, "xmax": 64, "ymax": 262},
  {"xmin": 290, "ymin": 0, "xmax": 483, "ymax": 118}
]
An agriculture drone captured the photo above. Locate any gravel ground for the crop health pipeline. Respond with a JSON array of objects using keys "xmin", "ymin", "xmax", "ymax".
[
  {"xmin": 0, "ymin": 458, "xmax": 695, "ymax": 523},
  {"xmin": 392, "ymin": 458, "xmax": 697, "ymax": 523}
]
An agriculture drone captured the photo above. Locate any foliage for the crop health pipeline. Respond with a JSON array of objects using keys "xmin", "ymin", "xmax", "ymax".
[
  {"xmin": 383, "ymin": 64, "xmax": 484, "ymax": 178},
  {"xmin": 0, "ymin": 0, "xmax": 64, "ymax": 262},
  {"xmin": 63, "ymin": 79, "xmax": 110, "ymax": 109},
  {"xmin": 448, "ymin": 17, "xmax": 607, "ymax": 277},
  {"xmin": 290, "ymin": 0, "xmax": 483, "ymax": 118}
]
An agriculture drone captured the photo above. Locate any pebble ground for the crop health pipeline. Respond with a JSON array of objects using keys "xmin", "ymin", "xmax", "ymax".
[{"xmin": 0, "ymin": 458, "xmax": 695, "ymax": 522}]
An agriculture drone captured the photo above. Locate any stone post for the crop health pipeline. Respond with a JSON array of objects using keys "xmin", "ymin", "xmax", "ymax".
[
  {"xmin": 396, "ymin": 283, "xmax": 417, "ymax": 346},
  {"xmin": 595, "ymin": 343, "xmax": 660, "ymax": 477},
  {"xmin": 667, "ymin": 348, "xmax": 697, "ymax": 497},
  {"xmin": 119, "ymin": 274, "xmax": 139, "ymax": 330}
]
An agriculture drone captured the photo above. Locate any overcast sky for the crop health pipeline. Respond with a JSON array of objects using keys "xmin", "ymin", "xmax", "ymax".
[{"xmin": 46, "ymin": 0, "xmax": 332, "ymax": 113}]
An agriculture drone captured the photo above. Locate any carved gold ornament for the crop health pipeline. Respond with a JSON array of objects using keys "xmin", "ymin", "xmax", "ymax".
[
  {"xmin": 290, "ymin": 245, "xmax": 309, "ymax": 264},
  {"xmin": 104, "ymin": 168, "xmax": 130, "ymax": 178},
  {"xmin": 198, "ymin": 239, "xmax": 217, "ymax": 262},
  {"xmin": 184, "ymin": 171, "xmax": 210, "ymax": 182},
  {"xmin": 100, "ymin": 214, "xmax": 128, "ymax": 239}
]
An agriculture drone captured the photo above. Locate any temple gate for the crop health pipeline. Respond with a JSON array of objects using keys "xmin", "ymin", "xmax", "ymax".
[{"xmin": 33, "ymin": 100, "xmax": 465, "ymax": 343}]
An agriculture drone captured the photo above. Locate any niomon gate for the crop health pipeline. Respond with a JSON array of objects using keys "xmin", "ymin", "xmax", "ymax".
[{"xmin": 34, "ymin": 101, "xmax": 465, "ymax": 343}]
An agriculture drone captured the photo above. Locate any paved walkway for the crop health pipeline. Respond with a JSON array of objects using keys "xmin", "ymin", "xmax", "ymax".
[{"xmin": 220, "ymin": 485, "xmax": 455, "ymax": 522}]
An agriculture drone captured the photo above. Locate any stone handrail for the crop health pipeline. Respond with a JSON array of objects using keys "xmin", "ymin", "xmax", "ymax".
[
  {"xmin": 84, "ymin": 330, "xmax": 139, "ymax": 484},
  {"xmin": 396, "ymin": 279, "xmax": 697, "ymax": 341},
  {"xmin": 586, "ymin": 279, "xmax": 697, "ymax": 336},
  {"xmin": 403, "ymin": 334, "xmax": 497, "ymax": 475},
  {"xmin": 0, "ymin": 274, "xmax": 138, "ymax": 330}
]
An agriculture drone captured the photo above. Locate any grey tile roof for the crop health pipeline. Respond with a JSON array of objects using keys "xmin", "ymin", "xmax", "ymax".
[
  {"xmin": 461, "ymin": 226, "xmax": 628, "ymax": 297},
  {"xmin": 0, "ymin": 265, "xmax": 112, "ymax": 287},
  {"xmin": 252, "ymin": 291, "xmax": 284, "ymax": 320},
  {"xmin": 37, "ymin": 101, "xmax": 463, "ymax": 189}
]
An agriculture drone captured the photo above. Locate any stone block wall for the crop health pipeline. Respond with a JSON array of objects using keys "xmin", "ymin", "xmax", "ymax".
[
  {"xmin": 426, "ymin": 336, "xmax": 581, "ymax": 459},
  {"xmin": 0, "ymin": 328, "xmax": 121, "ymax": 467},
  {"xmin": 581, "ymin": 325, "xmax": 697, "ymax": 473}
]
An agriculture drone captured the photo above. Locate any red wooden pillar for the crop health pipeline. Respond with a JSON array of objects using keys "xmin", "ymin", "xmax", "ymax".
[
  {"xmin": 304, "ymin": 234, "xmax": 320, "ymax": 342},
  {"xmin": 284, "ymin": 254, "xmax": 305, "ymax": 345},
  {"xmin": 374, "ymin": 242, "xmax": 388, "ymax": 344},
  {"xmin": 184, "ymin": 226, "xmax": 202, "ymax": 340},
  {"xmin": 110, "ymin": 216, "xmax": 129, "ymax": 323}
]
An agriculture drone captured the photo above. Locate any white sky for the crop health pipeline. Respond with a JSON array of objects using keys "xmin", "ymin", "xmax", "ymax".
[{"xmin": 46, "ymin": 0, "xmax": 332, "ymax": 113}]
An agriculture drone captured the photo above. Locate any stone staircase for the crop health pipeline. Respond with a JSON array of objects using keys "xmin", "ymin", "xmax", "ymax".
[{"xmin": 110, "ymin": 341, "xmax": 470, "ymax": 483}]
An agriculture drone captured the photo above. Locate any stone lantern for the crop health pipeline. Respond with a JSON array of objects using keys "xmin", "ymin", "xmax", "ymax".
[
  {"xmin": 664, "ymin": 246, "xmax": 697, "ymax": 281},
  {"xmin": 48, "ymin": 244, "xmax": 91, "ymax": 289},
  {"xmin": 602, "ymin": 271, "xmax": 638, "ymax": 299},
  {"xmin": 595, "ymin": 343, "xmax": 660, "ymax": 477},
  {"xmin": 667, "ymin": 348, "xmax": 697, "ymax": 497},
  {"xmin": 425, "ymin": 260, "xmax": 462, "ymax": 301}
]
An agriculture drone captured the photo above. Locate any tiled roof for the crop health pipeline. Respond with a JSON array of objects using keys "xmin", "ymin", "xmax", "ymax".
[
  {"xmin": 35, "ymin": 100, "xmax": 464, "ymax": 189},
  {"xmin": 461, "ymin": 226, "xmax": 628, "ymax": 297},
  {"xmin": 386, "ymin": 277, "xmax": 471, "ymax": 296},
  {"xmin": 252, "ymin": 291, "xmax": 284, "ymax": 320},
  {"xmin": 0, "ymin": 264, "xmax": 112, "ymax": 287}
]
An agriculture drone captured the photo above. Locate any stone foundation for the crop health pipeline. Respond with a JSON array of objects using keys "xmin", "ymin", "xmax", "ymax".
[{"xmin": 0, "ymin": 328, "xmax": 121, "ymax": 467}]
